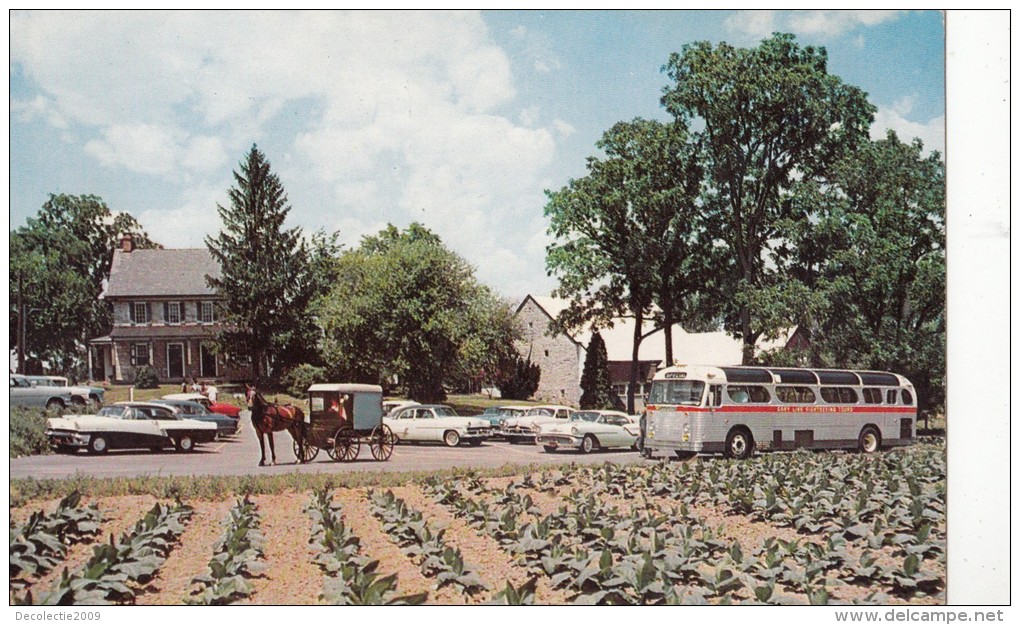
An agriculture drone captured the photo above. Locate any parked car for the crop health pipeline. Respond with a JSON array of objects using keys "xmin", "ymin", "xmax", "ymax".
[
  {"xmin": 383, "ymin": 399, "xmax": 420, "ymax": 417},
  {"xmin": 384, "ymin": 404, "xmax": 491, "ymax": 447},
  {"xmin": 501, "ymin": 404, "xmax": 575, "ymax": 444},
  {"xmin": 26, "ymin": 375, "xmax": 105, "ymax": 407},
  {"xmin": 153, "ymin": 399, "xmax": 240, "ymax": 439},
  {"xmin": 160, "ymin": 393, "xmax": 242, "ymax": 418},
  {"xmin": 10, "ymin": 373, "xmax": 73, "ymax": 412},
  {"xmin": 536, "ymin": 410, "xmax": 640, "ymax": 453},
  {"xmin": 45, "ymin": 401, "xmax": 217, "ymax": 454}
]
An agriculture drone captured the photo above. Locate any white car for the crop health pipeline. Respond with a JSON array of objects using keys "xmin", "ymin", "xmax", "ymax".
[
  {"xmin": 537, "ymin": 410, "xmax": 640, "ymax": 453},
  {"xmin": 384, "ymin": 404, "xmax": 491, "ymax": 447},
  {"xmin": 501, "ymin": 404, "xmax": 575, "ymax": 444},
  {"xmin": 45, "ymin": 401, "xmax": 218, "ymax": 454}
]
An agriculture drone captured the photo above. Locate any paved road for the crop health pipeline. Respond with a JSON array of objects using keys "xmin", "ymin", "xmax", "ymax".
[{"xmin": 10, "ymin": 414, "xmax": 649, "ymax": 480}]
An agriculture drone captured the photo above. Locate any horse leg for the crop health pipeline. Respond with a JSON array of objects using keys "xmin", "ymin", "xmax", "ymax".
[
  {"xmin": 257, "ymin": 432, "xmax": 267, "ymax": 467},
  {"xmin": 268, "ymin": 432, "xmax": 277, "ymax": 466}
]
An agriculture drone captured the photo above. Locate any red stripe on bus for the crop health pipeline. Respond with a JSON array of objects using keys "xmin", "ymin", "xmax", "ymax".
[{"xmin": 645, "ymin": 405, "xmax": 915, "ymax": 414}]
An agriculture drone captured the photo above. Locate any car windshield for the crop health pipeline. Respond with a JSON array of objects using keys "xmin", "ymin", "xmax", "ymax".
[
  {"xmin": 98, "ymin": 406, "xmax": 128, "ymax": 418},
  {"xmin": 571, "ymin": 412, "xmax": 600, "ymax": 422},
  {"xmin": 648, "ymin": 380, "xmax": 706, "ymax": 406},
  {"xmin": 498, "ymin": 408, "xmax": 525, "ymax": 416},
  {"xmin": 434, "ymin": 407, "xmax": 459, "ymax": 417},
  {"xmin": 526, "ymin": 408, "xmax": 554, "ymax": 416}
]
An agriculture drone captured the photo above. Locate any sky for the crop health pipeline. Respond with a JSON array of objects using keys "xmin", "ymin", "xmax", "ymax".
[{"xmin": 8, "ymin": 10, "xmax": 946, "ymax": 300}]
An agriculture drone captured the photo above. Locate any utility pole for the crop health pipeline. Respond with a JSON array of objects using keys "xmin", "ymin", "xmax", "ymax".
[{"xmin": 17, "ymin": 272, "xmax": 26, "ymax": 374}]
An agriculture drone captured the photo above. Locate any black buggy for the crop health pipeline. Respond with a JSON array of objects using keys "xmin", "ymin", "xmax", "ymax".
[{"xmin": 293, "ymin": 383, "xmax": 396, "ymax": 463}]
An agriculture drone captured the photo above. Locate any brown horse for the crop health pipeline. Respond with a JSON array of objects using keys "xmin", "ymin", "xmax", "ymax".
[{"xmin": 245, "ymin": 385, "xmax": 305, "ymax": 466}]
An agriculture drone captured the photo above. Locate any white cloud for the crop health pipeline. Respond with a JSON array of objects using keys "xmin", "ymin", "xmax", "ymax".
[
  {"xmin": 726, "ymin": 10, "xmax": 904, "ymax": 40},
  {"xmin": 85, "ymin": 124, "xmax": 181, "ymax": 175},
  {"xmin": 552, "ymin": 119, "xmax": 576, "ymax": 139},
  {"xmin": 872, "ymin": 107, "xmax": 945, "ymax": 156},
  {"xmin": 724, "ymin": 10, "xmax": 777, "ymax": 39}
]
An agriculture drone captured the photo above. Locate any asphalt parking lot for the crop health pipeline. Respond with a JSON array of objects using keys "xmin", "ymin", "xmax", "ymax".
[{"xmin": 9, "ymin": 413, "xmax": 649, "ymax": 480}]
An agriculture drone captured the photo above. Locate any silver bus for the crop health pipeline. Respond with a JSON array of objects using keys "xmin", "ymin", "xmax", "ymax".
[{"xmin": 644, "ymin": 364, "xmax": 916, "ymax": 459}]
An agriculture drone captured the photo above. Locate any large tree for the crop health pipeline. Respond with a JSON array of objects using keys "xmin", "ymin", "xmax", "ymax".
[
  {"xmin": 206, "ymin": 145, "xmax": 315, "ymax": 381},
  {"xmin": 545, "ymin": 118, "xmax": 705, "ymax": 413},
  {"xmin": 662, "ymin": 33, "xmax": 876, "ymax": 363},
  {"xmin": 789, "ymin": 131, "xmax": 946, "ymax": 416},
  {"xmin": 10, "ymin": 194, "xmax": 155, "ymax": 376},
  {"xmin": 316, "ymin": 223, "xmax": 521, "ymax": 403}
]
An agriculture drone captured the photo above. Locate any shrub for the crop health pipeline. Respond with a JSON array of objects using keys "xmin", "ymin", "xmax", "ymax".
[
  {"xmin": 281, "ymin": 364, "xmax": 327, "ymax": 398},
  {"xmin": 11, "ymin": 406, "xmax": 52, "ymax": 457},
  {"xmin": 496, "ymin": 353, "xmax": 541, "ymax": 401},
  {"xmin": 133, "ymin": 366, "xmax": 160, "ymax": 389}
]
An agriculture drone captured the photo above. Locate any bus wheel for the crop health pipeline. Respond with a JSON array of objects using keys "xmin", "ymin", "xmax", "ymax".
[
  {"xmin": 858, "ymin": 426, "xmax": 881, "ymax": 453},
  {"xmin": 725, "ymin": 428, "xmax": 754, "ymax": 460}
]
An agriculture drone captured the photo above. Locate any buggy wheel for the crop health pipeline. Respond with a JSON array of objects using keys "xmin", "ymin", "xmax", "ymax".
[
  {"xmin": 370, "ymin": 424, "xmax": 396, "ymax": 461},
  {"xmin": 293, "ymin": 438, "xmax": 319, "ymax": 463},
  {"xmin": 329, "ymin": 429, "xmax": 359, "ymax": 462}
]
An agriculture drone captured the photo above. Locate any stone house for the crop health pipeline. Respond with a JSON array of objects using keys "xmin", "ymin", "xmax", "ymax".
[
  {"xmin": 515, "ymin": 294, "xmax": 809, "ymax": 411},
  {"xmin": 88, "ymin": 234, "xmax": 251, "ymax": 384}
]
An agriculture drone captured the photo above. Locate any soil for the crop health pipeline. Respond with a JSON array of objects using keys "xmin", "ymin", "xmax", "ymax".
[{"xmin": 10, "ymin": 475, "xmax": 945, "ymax": 605}]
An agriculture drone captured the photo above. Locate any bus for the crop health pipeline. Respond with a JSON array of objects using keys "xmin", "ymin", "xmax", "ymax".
[{"xmin": 643, "ymin": 364, "xmax": 916, "ymax": 459}]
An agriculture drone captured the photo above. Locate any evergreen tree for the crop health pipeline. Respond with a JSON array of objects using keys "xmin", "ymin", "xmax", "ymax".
[
  {"xmin": 579, "ymin": 332, "xmax": 615, "ymax": 410},
  {"xmin": 206, "ymin": 145, "xmax": 313, "ymax": 381},
  {"xmin": 496, "ymin": 353, "xmax": 541, "ymax": 401}
]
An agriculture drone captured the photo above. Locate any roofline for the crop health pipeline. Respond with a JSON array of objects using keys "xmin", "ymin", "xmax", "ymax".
[{"xmin": 517, "ymin": 294, "xmax": 585, "ymax": 349}]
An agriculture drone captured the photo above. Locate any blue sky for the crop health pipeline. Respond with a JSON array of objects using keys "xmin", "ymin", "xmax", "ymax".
[{"xmin": 9, "ymin": 10, "xmax": 945, "ymax": 299}]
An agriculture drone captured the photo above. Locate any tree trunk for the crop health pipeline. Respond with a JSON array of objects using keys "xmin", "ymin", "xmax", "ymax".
[
  {"xmin": 627, "ymin": 309, "xmax": 644, "ymax": 415},
  {"xmin": 663, "ymin": 309, "xmax": 674, "ymax": 367}
]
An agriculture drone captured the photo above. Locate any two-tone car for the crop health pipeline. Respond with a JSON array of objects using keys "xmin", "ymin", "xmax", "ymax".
[
  {"xmin": 154, "ymin": 398, "xmax": 240, "ymax": 440},
  {"xmin": 10, "ymin": 373, "xmax": 74, "ymax": 412},
  {"xmin": 45, "ymin": 401, "xmax": 218, "ymax": 454},
  {"xmin": 383, "ymin": 400, "xmax": 420, "ymax": 417},
  {"xmin": 26, "ymin": 375, "xmax": 105, "ymax": 408},
  {"xmin": 536, "ymin": 410, "xmax": 640, "ymax": 454},
  {"xmin": 384, "ymin": 404, "xmax": 492, "ymax": 447},
  {"xmin": 501, "ymin": 404, "xmax": 574, "ymax": 444}
]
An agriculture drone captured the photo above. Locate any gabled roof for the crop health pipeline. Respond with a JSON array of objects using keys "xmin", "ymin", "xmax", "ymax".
[
  {"xmin": 518, "ymin": 294, "xmax": 799, "ymax": 366},
  {"xmin": 105, "ymin": 248, "xmax": 220, "ymax": 298}
]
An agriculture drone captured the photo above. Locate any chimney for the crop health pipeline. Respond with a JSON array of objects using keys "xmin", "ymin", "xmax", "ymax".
[{"xmin": 120, "ymin": 233, "xmax": 134, "ymax": 253}]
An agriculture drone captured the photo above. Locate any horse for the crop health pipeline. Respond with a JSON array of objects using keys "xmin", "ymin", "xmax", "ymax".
[{"xmin": 245, "ymin": 385, "xmax": 305, "ymax": 466}]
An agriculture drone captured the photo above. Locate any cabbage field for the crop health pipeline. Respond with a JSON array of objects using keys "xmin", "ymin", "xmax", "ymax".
[{"xmin": 10, "ymin": 440, "xmax": 945, "ymax": 605}]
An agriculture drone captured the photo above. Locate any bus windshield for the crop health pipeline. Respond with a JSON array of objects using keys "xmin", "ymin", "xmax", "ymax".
[{"xmin": 648, "ymin": 380, "xmax": 706, "ymax": 406}]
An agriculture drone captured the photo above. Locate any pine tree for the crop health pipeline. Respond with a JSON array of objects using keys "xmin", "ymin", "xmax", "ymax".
[
  {"xmin": 206, "ymin": 145, "xmax": 313, "ymax": 381},
  {"xmin": 579, "ymin": 332, "xmax": 615, "ymax": 409}
]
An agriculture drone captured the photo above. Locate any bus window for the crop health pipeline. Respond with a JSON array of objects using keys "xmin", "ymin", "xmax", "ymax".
[
  {"xmin": 709, "ymin": 385, "xmax": 722, "ymax": 407},
  {"xmin": 727, "ymin": 385, "xmax": 770, "ymax": 404},
  {"xmin": 777, "ymin": 386, "xmax": 816, "ymax": 404},
  {"xmin": 901, "ymin": 389, "xmax": 914, "ymax": 405},
  {"xmin": 648, "ymin": 379, "xmax": 705, "ymax": 406},
  {"xmin": 862, "ymin": 388, "xmax": 883, "ymax": 404},
  {"xmin": 887, "ymin": 389, "xmax": 898, "ymax": 404},
  {"xmin": 823, "ymin": 387, "xmax": 859, "ymax": 403}
]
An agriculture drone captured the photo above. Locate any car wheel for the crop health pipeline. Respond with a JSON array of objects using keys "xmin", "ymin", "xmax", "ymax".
[
  {"xmin": 443, "ymin": 430, "xmax": 461, "ymax": 447},
  {"xmin": 46, "ymin": 398, "xmax": 64, "ymax": 413},
  {"xmin": 543, "ymin": 445, "xmax": 557, "ymax": 453},
  {"xmin": 858, "ymin": 426, "xmax": 881, "ymax": 453},
  {"xmin": 580, "ymin": 434, "xmax": 597, "ymax": 454},
  {"xmin": 88, "ymin": 435, "xmax": 109, "ymax": 455},
  {"xmin": 725, "ymin": 428, "xmax": 754, "ymax": 460},
  {"xmin": 71, "ymin": 396, "xmax": 87, "ymax": 409},
  {"xmin": 175, "ymin": 435, "xmax": 195, "ymax": 452}
]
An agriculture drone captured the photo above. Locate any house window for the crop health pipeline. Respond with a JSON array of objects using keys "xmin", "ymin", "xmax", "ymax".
[
  {"xmin": 131, "ymin": 343, "xmax": 150, "ymax": 367},
  {"xmin": 131, "ymin": 302, "xmax": 150, "ymax": 323},
  {"xmin": 166, "ymin": 302, "xmax": 182, "ymax": 324},
  {"xmin": 199, "ymin": 302, "xmax": 216, "ymax": 323}
]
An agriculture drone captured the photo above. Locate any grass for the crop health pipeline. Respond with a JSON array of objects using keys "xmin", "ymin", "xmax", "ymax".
[{"xmin": 9, "ymin": 462, "xmax": 574, "ymax": 507}]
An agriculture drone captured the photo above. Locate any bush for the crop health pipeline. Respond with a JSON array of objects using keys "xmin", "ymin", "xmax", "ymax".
[
  {"xmin": 133, "ymin": 365, "xmax": 160, "ymax": 389},
  {"xmin": 11, "ymin": 406, "xmax": 52, "ymax": 457},
  {"xmin": 281, "ymin": 364, "xmax": 328, "ymax": 398},
  {"xmin": 496, "ymin": 354, "xmax": 541, "ymax": 401}
]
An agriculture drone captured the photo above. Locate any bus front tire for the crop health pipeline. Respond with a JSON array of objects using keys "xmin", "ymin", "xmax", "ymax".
[
  {"xmin": 725, "ymin": 428, "xmax": 754, "ymax": 460},
  {"xmin": 858, "ymin": 426, "xmax": 881, "ymax": 453}
]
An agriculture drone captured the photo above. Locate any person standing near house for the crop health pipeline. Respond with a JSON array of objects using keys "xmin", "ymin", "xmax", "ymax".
[{"xmin": 190, "ymin": 377, "xmax": 201, "ymax": 393}]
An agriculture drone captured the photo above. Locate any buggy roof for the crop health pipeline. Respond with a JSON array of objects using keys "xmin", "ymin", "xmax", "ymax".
[{"xmin": 308, "ymin": 383, "xmax": 383, "ymax": 393}]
